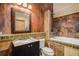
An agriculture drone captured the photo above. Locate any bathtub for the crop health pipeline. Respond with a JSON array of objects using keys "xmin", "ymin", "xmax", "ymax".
[
  {"xmin": 49, "ymin": 36, "xmax": 79, "ymax": 56},
  {"xmin": 50, "ymin": 36, "xmax": 79, "ymax": 46}
]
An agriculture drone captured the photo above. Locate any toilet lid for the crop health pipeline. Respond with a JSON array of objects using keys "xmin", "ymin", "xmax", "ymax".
[{"xmin": 42, "ymin": 47, "xmax": 54, "ymax": 53}]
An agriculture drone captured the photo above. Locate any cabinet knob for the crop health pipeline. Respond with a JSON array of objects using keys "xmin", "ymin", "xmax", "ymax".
[
  {"xmin": 28, "ymin": 45, "xmax": 30, "ymax": 47},
  {"xmin": 31, "ymin": 45, "xmax": 32, "ymax": 47}
]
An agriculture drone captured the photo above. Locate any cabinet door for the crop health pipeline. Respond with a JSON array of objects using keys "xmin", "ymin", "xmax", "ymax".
[
  {"xmin": 22, "ymin": 41, "xmax": 39, "ymax": 56},
  {"xmin": 23, "ymin": 44, "xmax": 31, "ymax": 56},
  {"xmin": 31, "ymin": 41, "xmax": 39, "ymax": 56},
  {"xmin": 25, "ymin": 43, "xmax": 34, "ymax": 56},
  {"xmin": 12, "ymin": 45, "xmax": 26, "ymax": 56}
]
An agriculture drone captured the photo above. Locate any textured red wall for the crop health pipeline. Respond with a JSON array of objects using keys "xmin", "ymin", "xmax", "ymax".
[
  {"xmin": 0, "ymin": 4, "xmax": 11, "ymax": 34},
  {"xmin": 31, "ymin": 4, "xmax": 44, "ymax": 32},
  {"xmin": 0, "ymin": 4, "xmax": 5, "ymax": 32}
]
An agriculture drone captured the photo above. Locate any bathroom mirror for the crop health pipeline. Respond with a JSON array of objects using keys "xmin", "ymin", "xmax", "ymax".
[{"xmin": 11, "ymin": 8, "xmax": 31, "ymax": 33}]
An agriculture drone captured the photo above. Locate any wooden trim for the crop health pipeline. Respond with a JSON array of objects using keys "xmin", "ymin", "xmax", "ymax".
[{"xmin": 11, "ymin": 8, "xmax": 15, "ymax": 33}]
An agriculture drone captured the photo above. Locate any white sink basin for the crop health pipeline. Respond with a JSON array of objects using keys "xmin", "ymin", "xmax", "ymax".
[{"xmin": 13, "ymin": 38, "xmax": 38, "ymax": 47}]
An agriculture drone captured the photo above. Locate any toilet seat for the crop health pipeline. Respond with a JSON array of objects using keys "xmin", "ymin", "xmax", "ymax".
[
  {"xmin": 41, "ymin": 47, "xmax": 54, "ymax": 56},
  {"xmin": 42, "ymin": 47, "xmax": 53, "ymax": 52}
]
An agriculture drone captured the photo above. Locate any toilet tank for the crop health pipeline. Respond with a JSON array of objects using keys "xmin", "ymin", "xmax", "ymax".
[{"xmin": 39, "ymin": 39, "xmax": 45, "ymax": 48}]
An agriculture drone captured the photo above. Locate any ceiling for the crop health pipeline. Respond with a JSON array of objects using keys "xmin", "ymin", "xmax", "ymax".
[
  {"xmin": 53, "ymin": 3, "xmax": 79, "ymax": 18},
  {"xmin": 53, "ymin": 3, "xmax": 78, "ymax": 12}
]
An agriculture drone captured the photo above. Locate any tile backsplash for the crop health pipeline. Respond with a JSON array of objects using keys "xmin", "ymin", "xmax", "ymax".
[
  {"xmin": 51, "ymin": 12, "xmax": 79, "ymax": 37},
  {"xmin": 0, "ymin": 32, "xmax": 46, "ymax": 40}
]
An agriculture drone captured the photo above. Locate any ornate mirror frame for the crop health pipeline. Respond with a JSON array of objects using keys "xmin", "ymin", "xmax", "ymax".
[{"xmin": 11, "ymin": 8, "xmax": 31, "ymax": 34}]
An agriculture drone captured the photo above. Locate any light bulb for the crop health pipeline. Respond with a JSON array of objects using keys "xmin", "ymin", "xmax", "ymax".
[
  {"xmin": 28, "ymin": 5, "xmax": 32, "ymax": 9},
  {"xmin": 23, "ymin": 3, "xmax": 27, "ymax": 7}
]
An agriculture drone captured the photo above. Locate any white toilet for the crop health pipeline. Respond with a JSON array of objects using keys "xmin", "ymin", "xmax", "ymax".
[{"xmin": 39, "ymin": 39, "xmax": 54, "ymax": 56}]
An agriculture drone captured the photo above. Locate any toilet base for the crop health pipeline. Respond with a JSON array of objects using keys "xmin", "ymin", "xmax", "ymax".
[{"xmin": 40, "ymin": 47, "xmax": 54, "ymax": 56}]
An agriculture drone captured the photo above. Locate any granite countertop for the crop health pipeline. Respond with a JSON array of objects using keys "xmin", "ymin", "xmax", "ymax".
[{"xmin": 48, "ymin": 36, "xmax": 79, "ymax": 49}]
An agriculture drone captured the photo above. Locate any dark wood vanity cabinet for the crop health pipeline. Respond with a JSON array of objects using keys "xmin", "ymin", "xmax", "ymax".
[{"xmin": 12, "ymin": 41, "xmax": 39, "ymax": 56}]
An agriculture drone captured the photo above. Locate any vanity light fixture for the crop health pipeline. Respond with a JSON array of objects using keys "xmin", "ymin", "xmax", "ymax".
[
  {"xmin": 16, "ymin": 3, "xmax": 32, "ymax": 10},
  {"xmin": 16, "ymin": 3, "xmax": 22, "ymax": 5}
]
